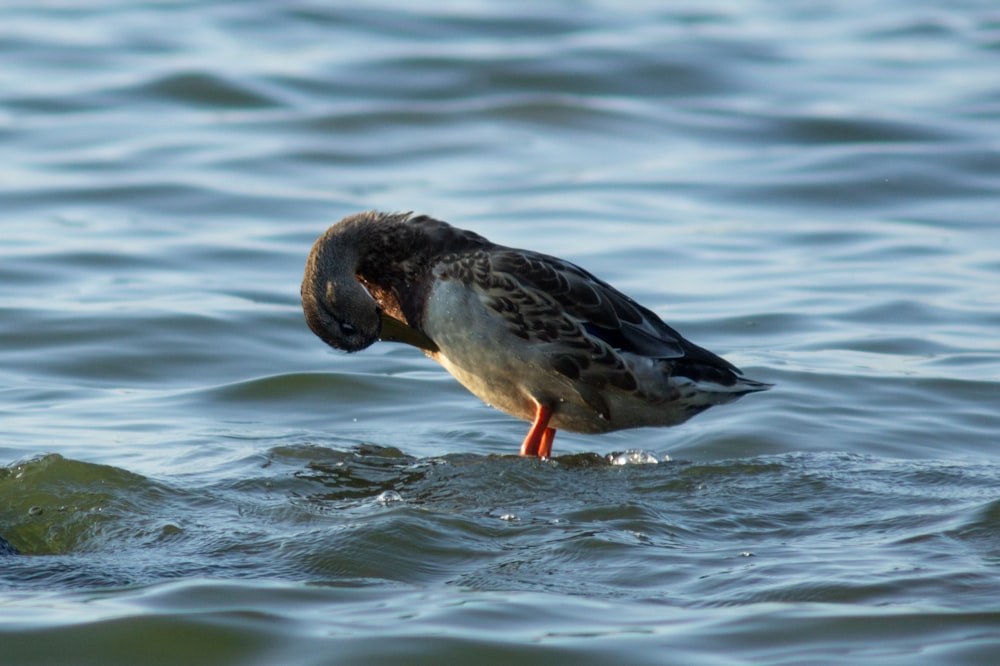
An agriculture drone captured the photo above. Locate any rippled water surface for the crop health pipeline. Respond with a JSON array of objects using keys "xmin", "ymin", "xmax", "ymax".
[{"xmin": 3, "ymin": 1, "xmax": 1000, "ymax": 664}]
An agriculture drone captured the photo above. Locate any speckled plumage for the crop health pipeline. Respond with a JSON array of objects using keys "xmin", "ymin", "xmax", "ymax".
[{"xmin": 302, "ymin": 211, "xmax": 771, "ymax": 457}]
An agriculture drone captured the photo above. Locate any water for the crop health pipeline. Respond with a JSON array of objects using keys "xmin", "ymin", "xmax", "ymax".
[{"xmin": 2, "ymin": 1, "xmax": 1000, "ymax": 663}]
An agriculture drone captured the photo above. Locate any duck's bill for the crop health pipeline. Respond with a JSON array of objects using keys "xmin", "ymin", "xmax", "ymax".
[{"xmin": 379, "ymin": 313, "xmax": 439, "ymax": 352}]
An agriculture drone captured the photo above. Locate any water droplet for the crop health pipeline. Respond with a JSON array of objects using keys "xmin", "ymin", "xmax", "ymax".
[{"xmin": 376, "ymin": 490, "xmax": 403, "ymax": 505}]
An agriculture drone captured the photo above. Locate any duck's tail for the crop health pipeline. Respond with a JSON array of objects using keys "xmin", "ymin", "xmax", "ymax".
[{"xmin": 664, "ymin": 358, "xmax": 772, "ymax": 417}]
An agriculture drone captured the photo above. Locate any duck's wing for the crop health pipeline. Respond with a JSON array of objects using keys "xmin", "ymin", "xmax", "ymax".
[
  {"xmin": 490, "ymin": 249, "xmax": 731, "ymax": 358},
  {"xmin": 484, "ymin": 248, "xmax": 747, "ymax": 393}
]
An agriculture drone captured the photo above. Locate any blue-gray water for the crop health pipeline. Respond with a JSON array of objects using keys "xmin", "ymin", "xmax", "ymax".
[{"xmin": 2, "ymin": 2, "xmax": 1000, "ymax": 664}]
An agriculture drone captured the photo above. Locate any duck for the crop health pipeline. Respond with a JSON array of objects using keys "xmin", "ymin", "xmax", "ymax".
[{"xmin": 301, "ymin": 211, "xmax": 771, "ymax": 458}]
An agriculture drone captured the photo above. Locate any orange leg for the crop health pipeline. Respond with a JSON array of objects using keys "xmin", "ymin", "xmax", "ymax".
[
  {"xmin": 537, "ymin": 427, "xmax": 556, "ymax": 459},
  {"xmin": 520, "ymin": 403, "xmax": 554, "ymax": 457}
]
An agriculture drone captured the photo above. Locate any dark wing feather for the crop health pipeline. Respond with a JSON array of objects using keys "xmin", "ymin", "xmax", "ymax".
[
  {"xmin": 487, "ymin": 248, "xmax": 744, "ymax": 385},
  {"xmin": 490, "ymin": 250, "xmax": 689, "ymax": 358}
]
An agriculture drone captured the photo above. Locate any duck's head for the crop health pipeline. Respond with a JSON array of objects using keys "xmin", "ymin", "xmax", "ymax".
[
  {"xmin": 302, "ymin": 212, "xmax": 440, "ymax": 354},
  {"xmin": 301, "ymin": 217, "xmax": 382, "ymax": 353}
]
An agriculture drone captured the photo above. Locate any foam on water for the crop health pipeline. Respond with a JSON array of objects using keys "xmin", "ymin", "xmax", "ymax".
[{"xmin": 607, "ymin": 449, "xmax": 668, "ymax": 465}]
